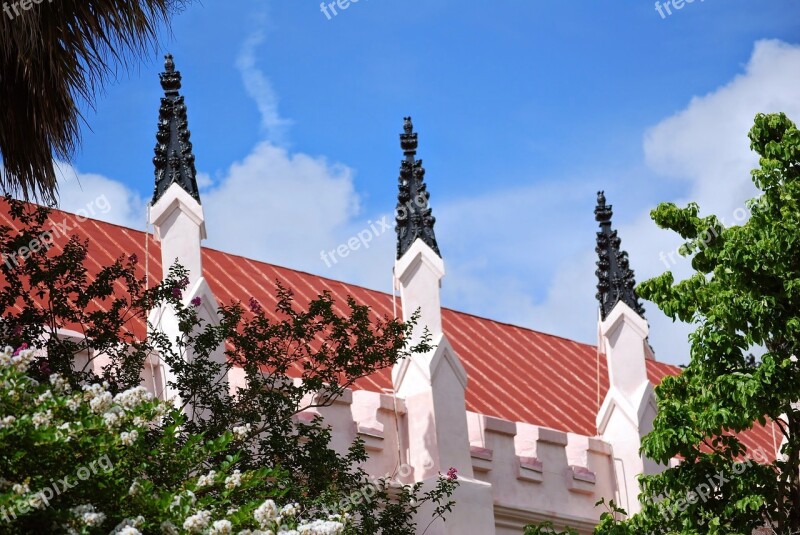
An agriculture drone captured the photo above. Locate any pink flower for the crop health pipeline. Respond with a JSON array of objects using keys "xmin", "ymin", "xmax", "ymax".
[
  {"xmin": 128, "ymin": 253, "xmax": 138, "ymax": 265},
  {"xmin": 12, "ymin": 343, "xmax": 28, "ymax": 357},
  {"xmin": 248, "ymin": 297, "xmax": 263, "ymax": 314},
  {"xmin": 446, "ymin": 467, "xmax": 458, "ymax": 481},
  {"xmin": 191, "ymin": 296, "xmax": 202, "ymax": 308},
  {"xmin": 178, "ymin": 277, "xmax": 190, "ymax": 290},
  {"xmin": 171, "ymin": 287, "xmax": 182, "ymax": 299}
]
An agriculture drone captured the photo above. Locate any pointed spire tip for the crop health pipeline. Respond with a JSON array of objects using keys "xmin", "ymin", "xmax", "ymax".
[
  {"xmin": 152, "ymin": 56, "xmax": 199, "ymax": 205},
  {"xmin": 594, "ymin": 191, "xmax": 644, "ymax": 320},
  {"xmin": 395, "ymin": 116, "xmax": 440, "ymax": 259}
]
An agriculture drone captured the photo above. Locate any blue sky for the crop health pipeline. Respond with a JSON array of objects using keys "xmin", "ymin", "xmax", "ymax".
[{"xmin": 58, "ymin": 0, "xmax": 800, "ymax": 364}]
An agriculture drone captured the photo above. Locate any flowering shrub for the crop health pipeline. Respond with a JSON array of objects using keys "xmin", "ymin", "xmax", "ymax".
[
  {"xmin": 0, "ymin": 197, "xmax": 458, "ymax": 534},
  {"xmin": 0, "ymin": 344, "xmax": 345, "ymax": 534}
]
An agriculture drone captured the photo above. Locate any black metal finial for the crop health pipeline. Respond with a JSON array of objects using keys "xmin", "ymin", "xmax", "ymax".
[
  {"xmin": 152, "ymin": 54, "xmax": 200, "ymax": 205},
  {"xmin": 159, "ymin": 54, "xmax": 182, "ymax": 95},
  {"xmin": 400, "ymin": 116, "xmax": 418, "ymax": 159},
  {"xmin": 595, "ymin": 191, "xmax": 645, "ymax": 321},
  {"xmin": 395, "ymin": 117, "xmax": 440, "ymax": 260}
]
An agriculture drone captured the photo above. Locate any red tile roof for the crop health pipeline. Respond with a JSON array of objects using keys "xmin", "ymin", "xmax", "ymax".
[{"xmin": 0, "ymin": 201, "xmax": 780, "ymax": 459}]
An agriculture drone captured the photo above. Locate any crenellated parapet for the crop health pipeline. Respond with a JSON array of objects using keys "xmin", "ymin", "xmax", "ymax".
[
  {"xmin": 260, "ymin": 385, "xmax": 620, "ymax": 534},
  {"xmin": 467, "ymin": 412, "xmax": 616, "ymax": 532}
]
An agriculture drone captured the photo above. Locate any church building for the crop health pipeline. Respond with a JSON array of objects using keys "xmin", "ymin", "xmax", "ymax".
[{"xmin": 1, "ymin": 56, "xmax": 778, "ymax": 534}]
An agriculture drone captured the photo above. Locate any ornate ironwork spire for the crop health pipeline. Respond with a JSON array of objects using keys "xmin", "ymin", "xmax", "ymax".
[
  {"xmin": 595, "ymin": 191, "xmax": 645, "ymax": 321},
  {"xmin": 395, "ymin": 117, "xmax": 441, "ymax": 259},
  {"xmin": 152, "ymin": 54, "xmax": 200, "ymax": 205}
]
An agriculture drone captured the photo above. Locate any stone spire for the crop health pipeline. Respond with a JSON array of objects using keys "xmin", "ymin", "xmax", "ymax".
[
  {"xmin": 594, "ymin": 191, "xmax": 645, "ymax": 321},
  {"xmin": 395, "ymin": 117, "xmax": 440, "ymax": 260},
  {"xmin": 152, "ymin": 54, "xmax": 200, "ymax": 205}
]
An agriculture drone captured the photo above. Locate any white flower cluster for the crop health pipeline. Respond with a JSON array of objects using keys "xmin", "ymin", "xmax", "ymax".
[
  {"xmin": 183, "ymin": 509, "xmax": 212, "ymax": 533},
  {"xmin": 120, "ymin": 430, "xmax": 138, "ymax": 446},
  {"xmin": 170, "ymin": 490, "xmax": 197, "ymax": 511},
  {"xmin": 296, "ymin": 519, "xmax": 345, "ymax": 534},
  {"xmin": 111, "ymin": 515, "xmax": 145, "ymax": 534},
  {"xmin": 232, "ymin": 423, "xmax": 251, "ymax": 441},
  {"xmin": 66, "ymin": 397, "xmax": 81, "ymax": 412},
  {"xmin": 209, "ymin": 519, "xmax": 233, "ymax": 534},
  {"xmin": 49, "ymin": 373, "xmax": 71, "ymax": 393},
  {"xmin": 70, "ymin": 504, "xmax": 106, "ymax": 527},
  {"xmin": 36, "ymin": 390, "xmax": 53, "ymax": 404},
  {"xmin": 254, "ymin": 499, "xmax": 279, "ymax": 526},
  {"xmin": 173, "ymin": 498, "xmax": 343, "ymax": 535},
  {"xmin": 103, "ymin": 407, "xmax": 125, "ymax": 428},
  {"xmin": 89, "ymin": 391, "xmax": 113, "ymax": 413},
  {"xmin": 0, "ymin": 415, "xmax": 16, "ymax": 429},
  {"xmin": 128, "ymin": 480, "xmax": 143, "ymax": 496},
  {"xmin": 31, "ymin": 409, "xmax": 52, "ymax": 428},
  {"xmin": 79, "ymin": 381, "xmax": 164, "ymax": 430},
  {"xmin": 114, "ymin": 386, "xmax": 153, "ymax": 410},
  {"xmin": 0, "ymin": 345, "xmax": 36, "ymax": 372},
  {"xmin": 83, "ymin": 383, "xmax": 111, "ymax": 410},
  {"xmin": 196, "ymin": 470, "xmax": 217, "ymax": 488},
  {"xmin": 225, "ymin": 469, "xmax": 242, "ymax": 490}
]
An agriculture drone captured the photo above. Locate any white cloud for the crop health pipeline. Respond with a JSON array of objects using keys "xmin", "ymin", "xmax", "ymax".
[
  {"xmin": 186, "ymin": 27, "xmax": 385, "ymax": 281},
  {"xmin": 54, "ymin": 161, "xmax": 146, "ymax": 230},
  {"xmin": 235, "ymin": 29, "xmax": 292, "ymax": 142},
  {"xmin": 196, "ymin": 172, "xmax": 213, "ymax": 190},
  {"xmin": 644, "ymin": 39, "xmax": 800, "ymax": 216},
  {"xmin": 435, "ymin": 179, "xmax": 597, "ymax": 332},
  {"xmin": 200, "ymin": 141, "xmax": 368, "ymax": 276}
]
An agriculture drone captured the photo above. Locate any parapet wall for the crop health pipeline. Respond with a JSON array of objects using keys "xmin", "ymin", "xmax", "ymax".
[
  {"xmin": 297, "ymin": 384, "xmax": 616, "ymax": 533},
  {"xmin": 467, "ymin": 412, "xmax": 615, "ymax": 533}
]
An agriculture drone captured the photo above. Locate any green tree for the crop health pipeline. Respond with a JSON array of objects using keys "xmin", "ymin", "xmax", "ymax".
[
  {"xmin": 625, "ymin": 112, "xmax": 800, "ymax": 533},
  {"xmin": 526, "ymin": 113, "xmax": 800, "ymax": 534},
  {"xmin": 0, "ymin": 196, "xmax": 457, "ymax": 534}
]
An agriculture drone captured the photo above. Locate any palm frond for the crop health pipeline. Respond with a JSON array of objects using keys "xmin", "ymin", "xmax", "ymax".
[{"xmin": 0, "ymin": 0, "xmax": 188, "ymax": 204}]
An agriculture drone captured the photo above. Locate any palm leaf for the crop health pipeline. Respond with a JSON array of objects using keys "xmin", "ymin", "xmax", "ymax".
[{"xmin": 0, "ymin": 0, "xmax": 189, "ymax": 204}]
